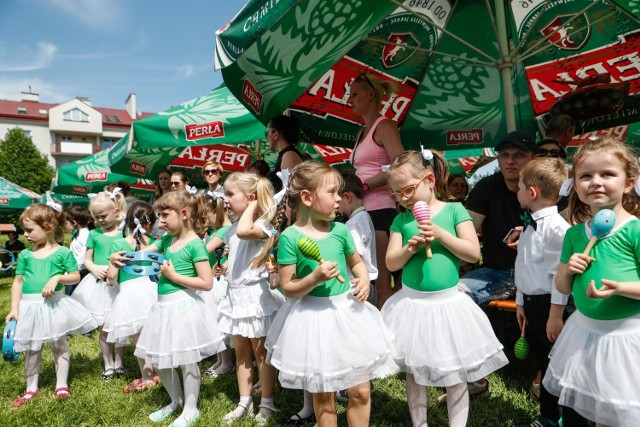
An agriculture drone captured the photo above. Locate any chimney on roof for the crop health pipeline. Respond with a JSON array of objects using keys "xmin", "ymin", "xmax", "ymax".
[
  {"xmin": 21, "ymin": 91, "xmax": 39, "ymax": 102},
  {"xmin": 125, "ymin": 93, "xmax": 137, "ymax": 120},
  {"xmin": 77, "ymin": 97, "xmax": 92, "ymax": 106}
]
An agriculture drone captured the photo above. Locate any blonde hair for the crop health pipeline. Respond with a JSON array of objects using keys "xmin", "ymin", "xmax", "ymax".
[
  {"xmin": 19, "ymin": 204, "xmax": 67, "ymax": 244},
  {"xmin": 154, "ymin": 190, "xmax": 208, "ymax": 237},
  {"xmin": 569, "ymin": 137, "xmax": 640, "ymax": 223},
  {"xmin": 388, "ymin": 150, "xmax": 453, "ymax": 201},
  {"xmin": 519, "ymin": 157, "xmax": 568, "ymax": 203},
  {"xmin": 353, "ymin": 73, "xmax": 398, "ymax": 105},
  {"xmin": 203, "ymin": 192, "xmax": 227, "ymax": 230},
  {"xmin": 89, "ymin": 191, "xmax": 126, "ymax": 225}
]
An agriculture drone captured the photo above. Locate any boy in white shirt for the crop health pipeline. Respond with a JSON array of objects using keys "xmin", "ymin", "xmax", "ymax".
[
  {"xmin": 65, "ymin": 206, "xmax": 92, "ymax": 295},
  {"xmin": 515, "ymin": 157, "xmax": 569, "ymax": 427},
  {"xmin": 339, "ymin": 171, "xmax": 378, "ymax": 306}
]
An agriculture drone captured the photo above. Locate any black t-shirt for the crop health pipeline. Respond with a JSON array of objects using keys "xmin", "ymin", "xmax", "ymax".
[
  {"xmin": 5, "ymin": 239, "xmax": 25, "ymax": 252},
  {"xmin": 266, "ymin": 145, "xmax": 303, "ymax": 192},
  {"xmin": 465, "ymin": 172, "xmax": 524, "ymax": 270}
]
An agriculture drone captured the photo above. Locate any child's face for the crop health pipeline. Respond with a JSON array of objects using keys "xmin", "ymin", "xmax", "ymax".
[
  {"xmin": 516, "ymin": 178, "xmax": 534, "ymax": 210},
  {"xmin": 574, "ymin": 152, "xmax": 633, "ymax": 212},
  {"xmin": 225, "ymin": 185, "xmax": 250, "ymax": 218},
  {"xmin": 388, "ymin": 168, "xmax": 435, "ymax": 209},
  {"xmin": 91, "ymin": 202, "xmax": 118, "ymax": 230},
  {"xmin": 337, "ymin": 192, "xmax": 353, "ymax": 216},
  {"xmin": 22, "ymin": 218, "xmax": 47, "ymax": 245},
  {"xmin": 157, "ymin": 208, "xmax": 183, "ymax": 234},
  {"xmin": 310, "ymin": 174, "xmax": 342, "ymax": 221}
]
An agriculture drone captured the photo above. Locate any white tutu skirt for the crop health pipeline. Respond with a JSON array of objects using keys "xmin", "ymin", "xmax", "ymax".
[
  {"xmin": 134, "ymin": 289, "xmax": 226, "ymax": 369},
  {"xmin": 265, "ymin": 297, "xmax": 297, "ymax": 354},
  {"xmin": 103, "ymin": 277, "xmax": 158, "ymax": 346},
  {"xmin": 217, "ymin": 280, "xmax": 281, "ymax": 338},
  {"xmin": 381, "ymin": 286, "xmax": 509, "ymax": 387},
  {"xmin": 14, "ymin": 292, "xmax": 98, "ymax": 352},
  {"xmin": 267, "ymin": 291, "xmax": 399, "ymax": 393},
  {"xmin": 543, "ymin": 311, "xmax": 640, "ymax": 426},
  {"xmin": 71, "ymin": 269, "xmax": 119, "ymax": 326}
]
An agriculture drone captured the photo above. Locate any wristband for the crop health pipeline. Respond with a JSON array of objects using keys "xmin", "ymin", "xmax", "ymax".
[{"xmin": 362, "ymin": 181, "xmax": 369, "ymax": 191}]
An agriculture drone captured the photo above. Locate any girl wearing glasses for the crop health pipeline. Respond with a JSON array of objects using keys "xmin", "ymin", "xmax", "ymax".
[
  {"xmin": 170, "ymin": 171, "xmax": 189, "ymax": 192},
  {"xmin": 265, "ymin": 115, "xmax": 304, "ymax": 193},
  {"xmin": 202, "ymin": 161, "xmax": 224, "ymax": 197},
  {"xmin": 384, "ymin": 150, "xmax": 508, "ymax": 427},
  {"xmin": 348, "ymin": 72, "xmax": 405, "ymax": 309}
]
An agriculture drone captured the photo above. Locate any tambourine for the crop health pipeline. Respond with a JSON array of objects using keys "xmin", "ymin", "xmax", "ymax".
[
  {"xmin": 0, "ymin": 249, "xmax": 15, "ymax": 272},
  {"xmin": 122, "ymin": 251, "xmax": 165, "ymax": 283},
  {"xmin": 3, "ymin": 319, "xmax": 21, "ymax": 362}
]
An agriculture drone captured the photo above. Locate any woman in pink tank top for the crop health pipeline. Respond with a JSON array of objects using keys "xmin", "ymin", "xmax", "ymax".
[{"xmin": 348, "ymin": 72, "xmax": 405, "ymax": 308}]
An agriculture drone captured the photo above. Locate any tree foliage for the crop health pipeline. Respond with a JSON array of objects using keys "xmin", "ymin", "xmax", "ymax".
[{"xmin": 0, "ymin": 127, "xmax": 54, "ymax": 193}]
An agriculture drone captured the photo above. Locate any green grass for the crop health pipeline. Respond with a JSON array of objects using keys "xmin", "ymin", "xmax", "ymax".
[{"xmin": 0, "ymin": 260, "xmax": 540, "ymax": 426}]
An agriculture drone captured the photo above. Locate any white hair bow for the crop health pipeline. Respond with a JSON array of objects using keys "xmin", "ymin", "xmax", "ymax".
[
  {"xmin": 133, "ymin": 218, "xmax": 146, "ymax": 236},
  {"xmin": 420, "ymin": 144, "xmax": 433, "ymax": 161},
  {"xmin": 104, "ymin": 187, "xmax": 122, "ymax": 199},
  {"xmin": 44, "ymin": 192, "xmax": 62, "ymax": 213},
  {"xmin": 87, "ymin": 193, "xmax": 98, "ymax": 199},
  {"xmin": 559, "ymin": 178, "xmax": 574, "ymax": 197},
  {"xmin": 185, "ymin": 185, "xmax": 198, "ymax": 197}
]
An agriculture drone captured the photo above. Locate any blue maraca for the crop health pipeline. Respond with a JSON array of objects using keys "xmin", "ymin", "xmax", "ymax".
[{"xmin": 583, "ymin": 209, "xmax": 616, "ymax": 255}]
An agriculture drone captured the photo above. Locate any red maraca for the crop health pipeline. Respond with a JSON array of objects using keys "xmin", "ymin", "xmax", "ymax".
[{"xmin": 412, "ymin": 201, "xmax": 433, "ymax": 259}]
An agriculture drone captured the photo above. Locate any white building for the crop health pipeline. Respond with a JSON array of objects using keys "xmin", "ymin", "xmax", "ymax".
[{"xmin": 0, "ymin": 91, "xmax": 153, "ymax": 168}]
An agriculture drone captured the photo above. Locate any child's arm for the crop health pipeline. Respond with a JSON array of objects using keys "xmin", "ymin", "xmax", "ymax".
[
  {"xmin": 205, "ymin": 236, "xmax": 224, "ymax": 253},
  {"xmin": 556, "ymin": 252, "xmax": 594, "ymax": 295},
  {"xmin": 106, "ymin": 262, "xmax": 119, "ymax": 285},
  {"xmin": 587, "ymin": 279, "xmax": 640, "ymax": 300},
  {"xmin": 237, "ymin": 201, "xmax": 269, "ymax": 240},
  {"xmin": 386, "ymin": 230, "xmax": 425, "ymax": 272},
  {"xmin": 84, "ymin": 248, "xmax": 107, "ymax": 279},
  {"xmin": 5, "ymin": 275, "xmax": 24, "ymax": 322},
  {"xmin": 42, "ymin": 272, "xmax": 81, "ymax": 298},
  {"xmin": 160, "ymin": 259, "xmax": 213, "ymax": 291},
  {"xmin": 279, "ymin": 261, "xmax": 340, "ymax": 298},
  {"xmin": 346, "ymin": 251, "xmax": 370, "ymax": 302},
  {"xmin": 427, "ymin": 220, "xmax": 480, "ymax": 263},
  {"xmin": 547, "ymin": 304, "xmax": 565, "ymax": 342}
]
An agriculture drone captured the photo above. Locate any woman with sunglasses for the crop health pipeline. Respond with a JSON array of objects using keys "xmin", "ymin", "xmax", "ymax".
[
  {"xmin": 536, "ymin": 139, "xmax": 567, "ymax": 160},
  {"xmin": 348, "ymin": 72, "xmax": 405, "ymax": 309},
  {"xmin": 169, "ymin": 171, "xmax": 189, "ymax": 192},
  {"xmin": 202, "ymin": 161, "xmax": 224, "ymax": 198},
  {"xmin": 265, "ymin": 115, "xmax": 304, "ymax": 193}
]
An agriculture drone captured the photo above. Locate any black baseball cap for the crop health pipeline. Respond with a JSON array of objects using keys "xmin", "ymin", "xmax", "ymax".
[{"xmin": 495, "ymin": 131, "xmax": 537, "ymax": 152}]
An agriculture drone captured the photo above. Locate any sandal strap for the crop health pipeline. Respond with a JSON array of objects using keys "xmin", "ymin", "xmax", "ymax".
[{"xmin": 54, "ymin": 387, "xmax": 71, "ymax": 396}]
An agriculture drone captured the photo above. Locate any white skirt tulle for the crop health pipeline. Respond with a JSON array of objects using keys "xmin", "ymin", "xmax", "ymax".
[
  {"xmin": 381, "ymin": 286, "xmax": 509, "ymax": 387},
  {"xmin": 134, "ymin": 289, "xmax": 226, "ymax": 369},
  {"xmin": 267, "ymin": 291, "xmax": 399, "ymax": 393},
  {"xmin": 265, "ymin": 297, "xmax": 296, "ymax": 355},
  {"xmin": 543, "ymin": 311, "xmax": 640, "ymax": 426},
  {"xmin": 14, "ymin": 292, "xmax": 98, "ymax": 352},
  {"xmin": 217, "ymin": 280, "xmax": 282, "ymax": 338},
  {"xmin": 103, "ymin": 276, "xmax": 158, "ymax": 346},
  {"xmin": 70, "ymin": 268, "xmax": 119, "ymax": 326},
  {"xmin": 210, "ymin": 277, "xmax": 232, "ymax": 348}
]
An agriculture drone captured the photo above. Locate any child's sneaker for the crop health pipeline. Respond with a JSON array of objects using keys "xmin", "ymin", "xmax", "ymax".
[
  {"xmin": 518, "ymin": 415, "xmax": 560, "ymax": 427},
  {"xmin": 437, "ymin": 378, "xmax": 489, "ymax": 403}
]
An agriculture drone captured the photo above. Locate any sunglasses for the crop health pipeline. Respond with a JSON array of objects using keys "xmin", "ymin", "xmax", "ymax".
[
  {"xmin": 203, "ymin": 169, "xmax": 219, "ymax": 176},
  {"xmin": 536, "ymin": 148, "xmax": 562, "ymax": 158},
  {"xmin": 170, "ymin": 181, "xmax": 182, "ymax": 186},
  {"xmin": 356, "ymin": 72, "xmax": 376, "ymax": 92},
  {"xmin": 390, "ymin": 174, "xmax": 430, "ymax": 201}
]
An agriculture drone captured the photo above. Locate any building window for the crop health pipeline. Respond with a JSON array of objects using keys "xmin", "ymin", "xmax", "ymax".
[
  {"xmin": 21, "ymin": 129, "xmax": 31, "ymax": 138},
  {"xmin": 102, "ymin": 137, "xmax": 118, "ymax": 150},
  {"xmin": 63, "ymin": 108, "xmax": 89, "ymax": 122},
  {"xmin": 61, "ymin": 136, "xmax": 73, "ymax": 142}
]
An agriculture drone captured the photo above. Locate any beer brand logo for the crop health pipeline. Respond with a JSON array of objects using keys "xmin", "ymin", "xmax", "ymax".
[
  {"xmin": 130, "ymin": 162, "xmax": 147, "ymax": 175},
  {"xmin": 242, "ymin": 80, "xmax": 262, "ymax": 114},
  {"xmin": 185, "ymin": 121, "xmax": 224, "ymax": 141},
  {"xmin": 85, "ymin": 172, "xmax": 107, "ymax": 182},
  {"xmin": 73, "ymin": 186, "xmax": 88, "ymax": 195},
  {"xmin": 0, "ymin": 198, "xmax": 8, "ymax": 205},
  {"xmin": 446, "ymin": 129, "xmax": 483, "ymax": 145},
  {"xmin": 541, "ymin": 14, "xmax": 590, "ymax": 51},
  {"xmin": 381, "ymin": 33, "xmax": 420, "ymax": 69}
]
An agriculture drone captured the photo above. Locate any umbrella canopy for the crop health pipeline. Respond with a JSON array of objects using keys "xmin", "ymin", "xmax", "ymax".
[
  {"xmin": 215, "ymin": 0, "xmax": 640, "ymax": 150},
  {"xmin": 0, "ymin": 177, "xmax": 40, "ymax": 211},
  {"xmin": 39, "ymin": 192, "xmax": 90, "ymax": 208},
  {"xmin": 52, "ymin": 147, "xmax": 155, "ymax": 198}
]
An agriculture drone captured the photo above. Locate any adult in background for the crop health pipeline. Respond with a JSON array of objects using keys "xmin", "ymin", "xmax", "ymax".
[
  {"xmin": 202, "ymin": 161, "xmax": 224, "ymax": 198},
  {"xmin": 4, "ymin": 230, "xmax": 25, "ymax": 253},
  {"xmin": 111, "ymin": 181, "xmax": 137, "ymax": 209},
  {"xmin": 348, "ymin": 72, "xmax": 405, "ymax": 309},
  {"xmin": 265, "ymin": 115, "xmax": 304, "ymax": 193},
  {"xmin": 169, "ymin": 170, "xmax": 189, "ymax": 192},
  {"xmin": 545, "ymin": 114, "xmax": 575, "ymax": 148},
  {"xmin": 447, "ymin": 174, "xmax": 469, "ymax": 202},
  {"xmin": 153, "ymin": 168, "xmax": 172, "ymax": 202}
]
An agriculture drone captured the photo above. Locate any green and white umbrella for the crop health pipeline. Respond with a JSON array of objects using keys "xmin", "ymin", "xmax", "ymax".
[
  {"xmin": 40, "ymin": 191, "xmax": 89, "ymax": 208},
  {"xmin": 215, "ymin": 0, "xmax": 640, "ymax": 151},
  {"xmin": 52, "ymin": 147, "xmax": 155, "ymax": 198},
  {"xmin": 0, "ymin": 177, "xmax": 40, "ymax": 211}
]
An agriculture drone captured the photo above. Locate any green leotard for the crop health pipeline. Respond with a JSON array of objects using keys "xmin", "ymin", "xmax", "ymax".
[
  {"xmin": 87, "ymin": 229, "xmax": 121, "ymax": 265},
  {"xmin": 16, "ymin": 246, "xmax": 78, "ymax": 294},
  {"xmin": 109, "ymin": 237, "xmax": 156, "ymax": 284},
  {"xmin": 390, "ymin": 202, "xmax": 472, "ymax": 292},
  {"xmin": 154, "ymin": 234, "xmax": 210, "ymax": 295},
  {"xmin": 206, "ymin": 225, "xmax": 230, "ymax": 267},
  {"xmin": 561, "ymin": 218, "xmax": 640, "ymax": 320},
  {"xmin": 278, "ymin": 222, "xmax": 355, "ymax": 297}
]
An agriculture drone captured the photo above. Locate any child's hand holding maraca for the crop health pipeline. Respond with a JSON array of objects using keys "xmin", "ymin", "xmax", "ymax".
[
  {"xmin": 313, "ymin": 260, "xmax": 341, "ymax": 283},
  {"xmin": 297, "ymin": 237, "xmax": 345, "ymax": 283},
  {"xmin": 213, "ymin": 262, "xmax": 227, "ymax": 278},
  {"xmin": 566, "ymin": 252, "xmax": 595, "ymax": 275},
  {"xmin": 413, "ymin": 201, "xmax": 433, "ymax": 258}
]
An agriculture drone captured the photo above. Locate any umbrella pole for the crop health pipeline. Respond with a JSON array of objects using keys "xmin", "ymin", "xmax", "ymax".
[{"xmin": 495, "ymin": 0, "xmax": 516, "ymax": 132}]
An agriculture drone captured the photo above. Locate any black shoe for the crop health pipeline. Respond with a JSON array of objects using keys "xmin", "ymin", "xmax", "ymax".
[{"xmin": 282, "ymin": 413, "xmax": 316, "ymax": 426}]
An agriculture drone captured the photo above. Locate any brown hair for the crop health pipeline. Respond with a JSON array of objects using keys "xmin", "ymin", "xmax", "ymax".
[
  {"xmin": 340, "ymin": 170, "xmax": 364, "ymax": 199},
  {"xmin": 19, "ymin": 204, "xmax": 67, "ymax": 244},
  {"xmin": 123, "ymin": 201, "xmax": 156, "ymax": 249},
  {"xmin": 388, "ymin": 150, "xmax": 452, "ymax": 201},
  {"xmin": 519, "ymin": 157, "xmax": 568, "ymax": 203},
  {"xmin": 154, "ymin": 189, "xmax": 208, "ymax": 237},
  {"xmin": 66, "ymin": 206, "xmax": 92, "ymax": 228},
  {"xmin": 203, "ymin": 192, "xmax": 227, "ymax": 230},
  {"xmin": 569, "ymin": 137, "xmax": 640, "ymax": 223},
  {"xmin": 156, "ymin": 168, "xmax": 172, "ymax": 198}
]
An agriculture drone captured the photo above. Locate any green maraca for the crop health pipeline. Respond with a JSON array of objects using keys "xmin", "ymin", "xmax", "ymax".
[
  {"xmin": 297, "ymin": 237, "xmax": 345, "ymax": 283},
  {"xmin": 514, "ymin": 320, "xmax": 529, "ymax": 360}
]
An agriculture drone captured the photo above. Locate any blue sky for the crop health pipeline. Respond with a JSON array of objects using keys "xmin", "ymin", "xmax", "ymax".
[{"xmin": 0, "ymin": 0, "xmax": 242, "ymax": 113}]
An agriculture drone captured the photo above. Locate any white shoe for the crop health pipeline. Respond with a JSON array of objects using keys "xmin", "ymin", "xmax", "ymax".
[
  {"xmin": 255, "ymin": 401, "xmax": 277, "ymax": 426},
  {"xmin": 222, "ymin": 401, "xmax": 254, "ymax": 425}
]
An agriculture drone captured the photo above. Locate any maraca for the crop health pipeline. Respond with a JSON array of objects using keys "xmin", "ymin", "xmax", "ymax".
[
  {"xmin": 297, "ymin": 237, "xmax": 345, "ymax": 283},
  {"xmin": 412, "ymin": 201, "xmax": 433, "ymax": 259},
  {"xmin": 583, "ymin": 209, "xmax": 616, "ymax": 255},
  {"xmin": 214, "ymin": 247, "xmax": 224, "ymax": 281},
  {"xmin": 514, "ymin": 320, "xmax": 529, "ymax": 360}
]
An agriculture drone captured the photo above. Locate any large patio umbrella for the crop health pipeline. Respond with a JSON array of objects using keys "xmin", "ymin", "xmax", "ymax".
[
  {"xmin": 215, "ymin": 0, "xmax": 640, "ymax": 150},
  {"xmin": 52, "ymin": 147, "xmax": 155, "ymax": 198},
  {"xmin": 0, "ymin": 177, "xmax": 40, "ymax": 211}
]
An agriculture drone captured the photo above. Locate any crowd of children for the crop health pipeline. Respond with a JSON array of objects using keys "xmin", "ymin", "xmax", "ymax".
[{"xmin": 4, "ymin": 137, "xmax": 640, "ymax": 427}]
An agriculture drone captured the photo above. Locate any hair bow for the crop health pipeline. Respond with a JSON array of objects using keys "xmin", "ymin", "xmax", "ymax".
[
  {"xmin": 87, "ymin": 193, "xmax": 98, "ymax": 199},
  {"xmin": 420, "ymin": 144, "xmax": 433, "ymax": 161},
  {"xmin": 44, "ymin": 192, "xmax": 62, "ymax": 213},
  {"xmin": 559, "ymin": 178, "xmax": 574, "ymax": 197},
  {"xmin": 207, "ymin": 189, "xmax": 226, "ymax": 201},
  {"xmin": 185, "ymin": 185, "xmax": 198, "ymax": 197},
  {"xmin": 104, "ymin": 187, "xmax": 122, "ymax": 199},
  {"xmin": 133, "ymin": 218, "xmax": 146, "ymax": 236}
]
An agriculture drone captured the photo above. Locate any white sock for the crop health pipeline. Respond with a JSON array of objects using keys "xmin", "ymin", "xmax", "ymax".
[
  {"xmin": 181, "ymin": 364, "xmax": 201, "ymax": 418},
  {"xmin": 227, "ymin": 395, "xmax": 252, "ymax": 418},
  {"xmin": 25, "ymin": 350, "xmax": 42, "ymax": 392},
  {"xmin": 406, "ymin": 373, "xmax": 428, "ymax": 427},
  {"xmin": 295, "ymin": 390, "xmax": 314, "ymax": 419},
  {"xmin": 259, "ymin": 397, "xmax": 275, "ymax": 416},
  {"xmin": 446, "ymin": 382, "xmax": 469, "ymax": 427},
  {"xmin": 157, "ymin": 368, "xmax": 183, "ymax": 407}
]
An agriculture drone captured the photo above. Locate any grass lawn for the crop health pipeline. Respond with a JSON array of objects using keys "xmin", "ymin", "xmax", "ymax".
[{"xmin": 0, "ymin": 235, "xmax": 540, "ymax": 425}]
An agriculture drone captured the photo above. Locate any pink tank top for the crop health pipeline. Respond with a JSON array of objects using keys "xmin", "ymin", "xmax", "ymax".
[{"xmin": 351, "ymin": 116, "xmax": 395, "ymax": 211}]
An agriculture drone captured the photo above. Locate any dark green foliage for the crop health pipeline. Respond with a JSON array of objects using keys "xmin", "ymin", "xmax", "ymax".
[{"xmin": 0, "ymin": 128, "xmax": 54, "ymax": 194}]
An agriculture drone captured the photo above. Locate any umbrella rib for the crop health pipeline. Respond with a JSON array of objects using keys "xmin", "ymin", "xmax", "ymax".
[
  {"xmin": 511, "ymin": 0, "xmax": 554, "ymax": 56},
  {"xmin": 386, "ymin": 0, "xmax": 499, "ymax": 64},
  {"xmin": 514, "ymin": 1, "xmax": 601, "ymax": 63}
]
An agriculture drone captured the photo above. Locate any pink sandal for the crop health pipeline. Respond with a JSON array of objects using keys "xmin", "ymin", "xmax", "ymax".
[
  {"xmin": 54, "ymin": 387, "xmax": 71, "ymax": 400},
  {"xmin": 11, "ymin": 389, "xmax": 40, "ymax": 408}
]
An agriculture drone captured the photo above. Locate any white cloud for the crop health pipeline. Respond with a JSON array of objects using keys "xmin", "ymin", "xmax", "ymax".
[
  {"xmin": 0, "ymin": 42, "xmax": 58, "ymax": 72},
  {"xmin": 0, "ymin": 76, "xmax": 70, "ymax": 103},
  {"xmin": 45, "ymin": 0, "xmax": 126, "ymax": 32},
  {"xmin": 60, "ymin": 30, "xmax": 148, "ymax": 60}
]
